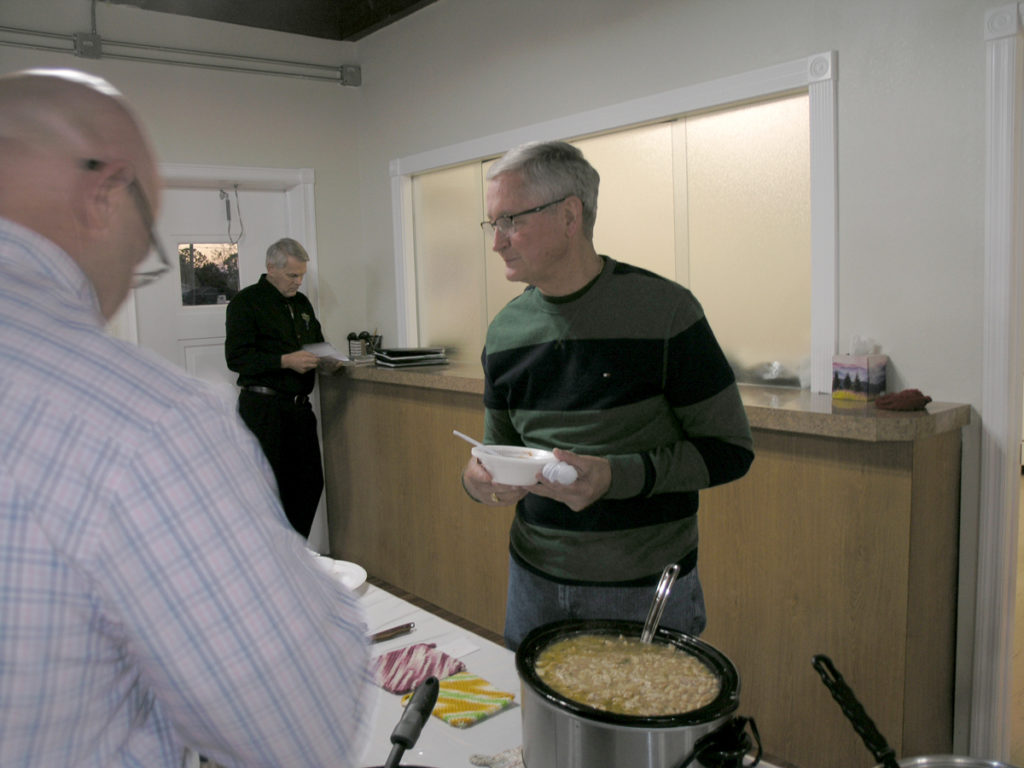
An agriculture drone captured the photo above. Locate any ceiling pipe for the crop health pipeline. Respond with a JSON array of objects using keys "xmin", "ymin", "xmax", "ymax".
[{"xmin": 0, "ymin": 23, "xmax": 361, "ymax": 86}]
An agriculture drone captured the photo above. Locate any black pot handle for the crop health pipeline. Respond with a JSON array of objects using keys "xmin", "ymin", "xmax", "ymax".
[
  {"xmin": 674, "ymin": 716, "xmax": 761, "ymax": 768},
  {"xmin": 812, "ymin": 654, "xmax": 899, "ymax": 768},
  {"xmin": 382, "ymin": 676, "xmax": 440, "ymax": 768}
]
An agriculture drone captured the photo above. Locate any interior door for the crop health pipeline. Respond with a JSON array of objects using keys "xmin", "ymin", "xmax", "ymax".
[
  {"xmin": 122, "ymin": 175, "xmax": 331, "ymax": 552},
  {"xmin": 133, "ymin": 187, "xmax": 290, "ymax": 401}
]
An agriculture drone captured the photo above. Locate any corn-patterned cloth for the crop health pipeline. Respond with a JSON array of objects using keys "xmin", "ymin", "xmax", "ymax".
[
  {"xmin": 402, "ymin": 672, "xmax": 516, "ymax": 728},
  {"xmin": 372, "ymin": 643, "xmax": 466, "ymax": 694}
]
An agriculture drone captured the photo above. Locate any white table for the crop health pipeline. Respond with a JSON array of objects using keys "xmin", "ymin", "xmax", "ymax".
[
  {"xmin": 352, "ymin": 580, "xmax": 788, "ymax": 768},
  {"xmin": 356, "ymin": 581, "xmax": 523, "ymax": 768}
]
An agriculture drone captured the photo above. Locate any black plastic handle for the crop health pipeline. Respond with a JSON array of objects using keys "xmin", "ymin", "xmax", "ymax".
[
  {"xmin": 674, "ymin": 716, "xmax": 761, "ymax": 768},
  {"xmin": 391, "ymin": 676, "xmax": 440, "ymax": 748},
  {"xmin": 381, "ymin": 676, "xmax": 440, "ymax": 768},
  {"xmin": 812, "ymin": 654, "xmax": 899, "ymax": 768}
]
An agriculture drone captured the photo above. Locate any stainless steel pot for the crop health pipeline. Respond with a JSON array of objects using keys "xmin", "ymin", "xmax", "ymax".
[
  {"xmin": 812, "ymin": 655, "xmax": 1021, "ymax": 768},
  {"xmin": 883, "ymin": 758, "xmax": 1020, "ymax": 768},
  {"xmin": 515, "ymin": 619, "xmax": 741, "ymax": 768}
]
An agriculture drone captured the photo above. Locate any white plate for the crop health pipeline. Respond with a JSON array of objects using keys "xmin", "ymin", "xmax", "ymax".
[{"xmin": 312, "ymin": 556, "xmax": 368, "ymax": 590}]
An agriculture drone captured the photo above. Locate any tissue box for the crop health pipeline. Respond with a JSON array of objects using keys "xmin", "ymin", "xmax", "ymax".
[{"xmin": 832, "ymin": 354, "xmax": 887, "ymax": 401}]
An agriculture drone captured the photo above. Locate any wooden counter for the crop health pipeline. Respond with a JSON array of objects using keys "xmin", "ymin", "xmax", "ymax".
[{"xmin": 319, "ymin": 365, "xmax": 970, "ymax": 768}]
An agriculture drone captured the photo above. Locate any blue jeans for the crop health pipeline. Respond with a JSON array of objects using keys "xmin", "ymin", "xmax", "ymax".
[{"xmin": 503, "ymin": 556, "xmax": 707, "ymax": 651}]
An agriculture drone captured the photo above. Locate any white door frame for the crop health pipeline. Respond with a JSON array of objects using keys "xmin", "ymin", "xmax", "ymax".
[
  {"xmin": 160, "ymin": 163, "xmax": 320, "ymax": 312},
  {"xmin": 110, "ymin": 164, "xmax": 320, "ymax": 342},
  {"xmin": 976, "ymin": 3, "xmax": 1023, "ymax": 761}
]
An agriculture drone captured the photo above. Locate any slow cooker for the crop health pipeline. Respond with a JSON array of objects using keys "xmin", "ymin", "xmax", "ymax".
[{"xmin": 515, "ymin": 619, "xmax": 742, "ymax": 768}]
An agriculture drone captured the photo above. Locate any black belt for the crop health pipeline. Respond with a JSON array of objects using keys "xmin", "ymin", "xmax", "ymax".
[{"xmin": 243, "ymin": 385, "xmax": 309, "ymax": 406}]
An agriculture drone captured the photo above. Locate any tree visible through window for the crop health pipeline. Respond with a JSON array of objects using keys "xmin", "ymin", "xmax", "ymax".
[{"xmin": 179, "ymin": 242, "xmax": 239, "ymax": 306}]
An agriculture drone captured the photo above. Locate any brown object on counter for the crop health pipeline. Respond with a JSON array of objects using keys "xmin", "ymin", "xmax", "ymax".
[
  {"xmin": 370, "ymin": 621, "xmax": 415, "ymax": 643},
  {"xmin": 875, "ymin": 388, "xmax": 933, "ymax": 411}
]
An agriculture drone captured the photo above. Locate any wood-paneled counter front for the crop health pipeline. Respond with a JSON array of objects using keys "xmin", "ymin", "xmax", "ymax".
[{"xmin": 319, "ymin": 365, "xmax": 970, "ymax": 768}]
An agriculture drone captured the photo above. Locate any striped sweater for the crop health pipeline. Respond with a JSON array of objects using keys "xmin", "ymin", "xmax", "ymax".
[{"xmin": 482, "ymin": 257, "xmax": 754, "ymax": 585}]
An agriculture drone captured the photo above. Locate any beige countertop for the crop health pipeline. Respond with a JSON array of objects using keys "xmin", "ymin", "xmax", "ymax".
[{"xmin": 323, "ymin": 363, "xmax": 970, "ymax": 443}]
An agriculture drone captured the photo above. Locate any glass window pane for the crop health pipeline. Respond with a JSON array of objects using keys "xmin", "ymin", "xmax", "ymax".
[
  {"xmin": 574, "ymin": 124, "xmax": 677, "ymax": 282},
  {"xmin": 178, "ymin": 242, "xmax": 239, "ymax": 306},
  {"xmin": 685, "ymin": 93, "xmax": 811, "ymax": 387},
  {"xmin": 412, "ymin": 164, "xmax": 487, "ymax": 364},
  {"xmin": 409, "ymin": 92, "xmax": 811, "ymax": 387}
]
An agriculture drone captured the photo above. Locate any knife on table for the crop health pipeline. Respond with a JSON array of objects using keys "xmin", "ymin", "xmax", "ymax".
[{"xmin": 370, "ymin": 622, "xmax": 415, "ymax": 644}]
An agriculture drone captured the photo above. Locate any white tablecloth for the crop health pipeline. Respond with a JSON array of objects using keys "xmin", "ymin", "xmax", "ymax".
[{"xmin": 356, "ymin": 582, "xmax": 523, "ymax": 768}]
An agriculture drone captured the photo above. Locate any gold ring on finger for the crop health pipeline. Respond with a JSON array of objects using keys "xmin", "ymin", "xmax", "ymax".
[{"xmin": 490, "ymin": 492, "xmax": 499, "ymax": 503}]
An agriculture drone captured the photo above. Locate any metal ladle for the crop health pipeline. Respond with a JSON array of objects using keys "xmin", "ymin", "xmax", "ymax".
[{"xmin": 641, "ymin": 563, "xmax": 681, "ymax": 643}]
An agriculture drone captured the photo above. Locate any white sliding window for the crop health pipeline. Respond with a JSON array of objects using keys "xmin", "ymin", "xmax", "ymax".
[{"xmin": 393, "ymin": 53, "xmax": 836, "ymax": 391}]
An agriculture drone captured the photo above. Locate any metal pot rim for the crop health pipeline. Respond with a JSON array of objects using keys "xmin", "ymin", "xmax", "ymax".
[
  {"xmin": 515, "ymin": 618, "xmax": 740, "ymax": 727},
  {"xmin": 890, "ymin": 757, "xmax": 1021, "ymax": 768}
]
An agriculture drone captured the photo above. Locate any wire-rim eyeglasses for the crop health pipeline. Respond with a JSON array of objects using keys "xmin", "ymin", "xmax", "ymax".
[
  {"xmin": 81, "ymin": 158, "xmax": 171, "ymax": 289},
  {"xmin": 480, "ymin": 195, "xmax": 568, "ymax": 238}
]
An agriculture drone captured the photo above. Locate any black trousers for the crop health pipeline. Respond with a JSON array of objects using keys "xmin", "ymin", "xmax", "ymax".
[{"xmin": 238, "ymin": 390, "xmax": 324, "ymax": 538}]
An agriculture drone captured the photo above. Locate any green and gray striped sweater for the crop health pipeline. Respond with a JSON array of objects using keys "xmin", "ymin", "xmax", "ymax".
[{"xmin": 482, "ymin": 257, "xmax": 754, "ymax": 586}]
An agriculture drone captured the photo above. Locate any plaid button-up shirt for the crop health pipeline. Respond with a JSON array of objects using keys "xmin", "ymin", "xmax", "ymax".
[{"xmin": 0, "ymin": 217, "xmax": 372, "ymax": 767}]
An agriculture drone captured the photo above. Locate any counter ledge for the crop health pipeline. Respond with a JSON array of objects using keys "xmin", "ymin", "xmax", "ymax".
[{"xmin": 321, "ymin": 367, "xmax": 969, "ymax": 443}]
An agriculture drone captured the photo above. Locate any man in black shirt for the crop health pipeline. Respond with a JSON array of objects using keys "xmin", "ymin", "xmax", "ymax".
[{"xmin": 225, "ymin": 238, "xmax": 331, "ymax": 537}]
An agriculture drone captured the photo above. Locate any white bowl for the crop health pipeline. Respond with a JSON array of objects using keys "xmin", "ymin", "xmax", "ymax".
[
  {"xmin": 310, "ymin": 555, "xmax": 368, "ymax": 590},
  {"xmin": 472, "ymin": 444, "xmax": 554, "ymax": 486}
]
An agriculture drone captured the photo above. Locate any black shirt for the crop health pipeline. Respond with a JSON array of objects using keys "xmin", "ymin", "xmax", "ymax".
[{"xmin": 225, "ymin": 274, "xmax": 325, "ymax": 396}]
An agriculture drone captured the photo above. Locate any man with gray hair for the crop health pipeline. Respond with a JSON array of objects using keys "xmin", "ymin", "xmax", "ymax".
[
  {"xmin": 462, "ymin": 140, "xmax": 754, "ymax": 650},
  {"xmin": 226, "ymin": 237, "xmax": 332, "ymax": 537}
]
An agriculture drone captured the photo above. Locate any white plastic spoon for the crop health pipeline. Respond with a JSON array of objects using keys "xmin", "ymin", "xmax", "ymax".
[{"xmin": 452, "ymin": 429, "xmax": 483, "ymax": 447}]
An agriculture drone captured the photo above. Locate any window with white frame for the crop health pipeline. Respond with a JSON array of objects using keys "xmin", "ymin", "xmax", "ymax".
[{"xmin": 392, "ymin": 53, "xmax": 837, "ymax": 392}]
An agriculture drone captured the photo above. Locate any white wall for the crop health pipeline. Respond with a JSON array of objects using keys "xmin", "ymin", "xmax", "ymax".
[
  {"xmin": 353, "ymin": 0, "xmax": 998, "ymax": 409},
  {"xmin": 0, "ymin": 0, "xmax": 368, "ymax": 333}
]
